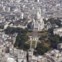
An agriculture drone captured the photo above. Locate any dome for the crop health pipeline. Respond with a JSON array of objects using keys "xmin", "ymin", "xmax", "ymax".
[{"xmin": 7, "ymin": 57, "xmax": 16, "ymax": 62}]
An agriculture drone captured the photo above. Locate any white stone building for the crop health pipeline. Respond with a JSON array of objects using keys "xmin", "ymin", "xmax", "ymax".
[
  {"xmin": 53, "ymin": 28, "xmax": 62, "ymax": 37},
  {"xmin": 31, "ymin": 8, "xmax": 44, "ymax": 31}
]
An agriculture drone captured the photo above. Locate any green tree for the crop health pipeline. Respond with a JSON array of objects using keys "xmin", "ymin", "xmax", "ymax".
[
  {"xmin": 14, "ymin": 29, "xmax": 29, "ymax": 50},
  {"xmin": 49, "ymin": 35, "xmax": 60, "ymax": 48},
  {"xmin": 35, "ymin": 43, "xmax": 50, "ymax": 55}
]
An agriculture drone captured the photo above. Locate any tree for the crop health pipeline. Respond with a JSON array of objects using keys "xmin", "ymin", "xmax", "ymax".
[
  {"xmin": 5, "ymin": 27, "xmax": 30, "ymax": 50},
  {"xmin": 49, "ymin": 35, "xmax": 60, "ymax": 48},
  {"xmin": 4, "ymin": 27, "xmax": 15, "ymax": 34},
  {"xmin": 47, "ymin": 18, "xmax": 61, "ymax": 27},
  {"xmin": 37, "ymin": 31, "xmax": 51, "ymax": 55},
  {"xmin": 35, "ymin": 43, "xmax": 50, "ymax": 55},
  {"xmin": 0, "ymin": 25, "xmax": 4, "ymax": 29},
  {"xmin": 14, "ymin": 29, "xmax": 29, "ymax": 50}
]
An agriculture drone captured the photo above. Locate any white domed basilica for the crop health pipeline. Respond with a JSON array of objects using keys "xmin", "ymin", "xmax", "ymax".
[{"xmin": 31, "ymin": 8, "xmax": 44, "ymax": 31}]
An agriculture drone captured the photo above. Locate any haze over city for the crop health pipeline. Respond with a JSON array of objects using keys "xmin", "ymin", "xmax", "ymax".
[{"xmin": 0, "ymin": 0, "xmax": 62, "ymax": 62}]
